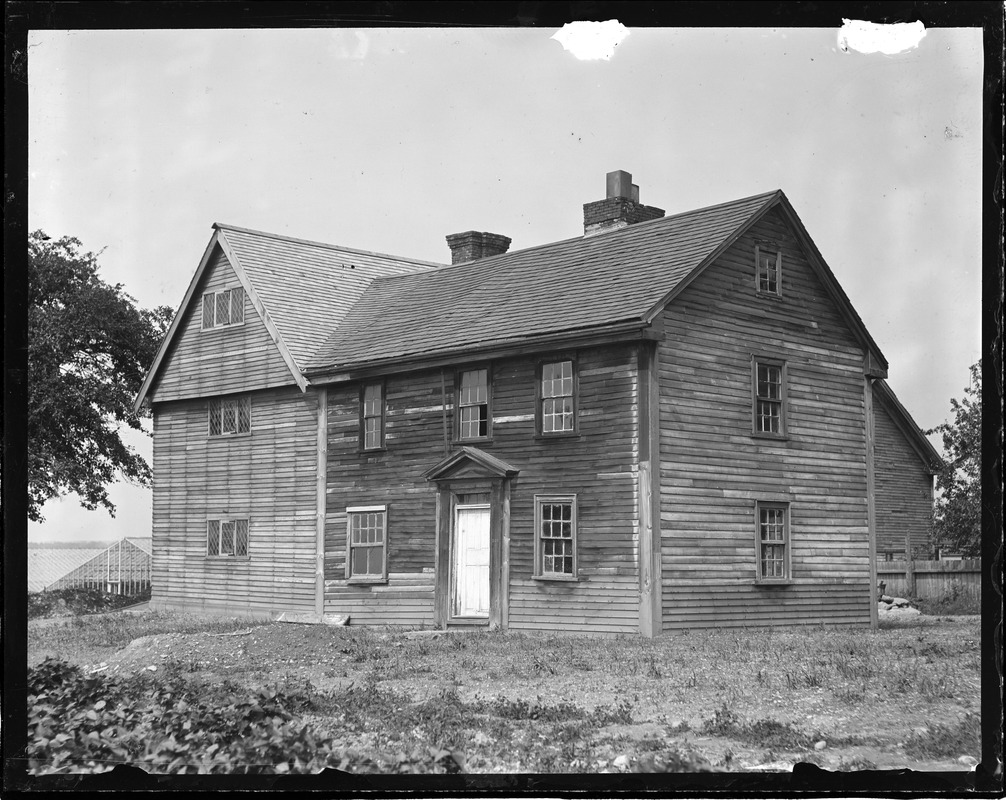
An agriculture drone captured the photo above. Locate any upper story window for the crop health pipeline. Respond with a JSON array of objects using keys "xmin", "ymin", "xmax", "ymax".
[
  {"xmin": 346, "ymin": 506, "xmax": 388, "ymax": 582},
  {"xmin": 753, "ymin": 357, "xmax": 786, "ymax": 437},
  {"xmin": 756, "ymin": 502, "xmax": 790, "ymax": 582},
  {"xmin": 207, "ymin": 517, "xmax": 249, "ymax": 559},
  {"xmin": 534, "ymin": 495, "xmax": 577, "ymax": 580},
  {"xmin": 755, "ymin": 245, "xmax": 782, "ymax": 296},
  {"xmin": 361, "ymin": 382, "xmax": 385, "ymax": 450},
  {"xmin": 202, "ymin": 286, "xmax": 245, "ymax": 330},
  {"xmin": 539, "ymin": 359, "xmax": 577, "ymax": 435},
  {"xmin": 457, "ymin": 367, "xmax": 490, "ymax": 440},
  {"xmin": 209, "ymin": 396, "xmax": 250, "ymax": 437}
]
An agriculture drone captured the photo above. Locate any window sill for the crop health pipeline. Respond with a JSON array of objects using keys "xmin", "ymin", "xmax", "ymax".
[
  {"xmin": 201, "ymin": 322, "xmax": 246, "ymax": 332},
  {"xmin": 533, "ymin": 432, "xmax": 580, "ymax": 442},
  {"xmin": 347, "ymin": 577, "xmax": 388, "ymax": 586},
  {"xmin": 751, "ymin": 432, "xmax": 789, "ymax": 442},
  {"xmin": 205, "ymin": 556, "xmax": 250, "ymax": 562},
  {"xmin": 754, "ymin": 291, "xmax": 783, "ymax": 301},
  {"xmin": 455, "ymin": 437, "xmax": 493, "ymax": 446},
  {"xmin": 532, "ymin": 574, "xmax": 579, "ymax": 583},
  {"xmin": 754, "ymin": 579, "xmax": 794, "ymax": 587},
  {"xmin": 358, "ymin": 447, "xmax": 387, "ymax": 455},
  {"xmin": 208, "ymin": 432, "xmax": 251, "ymax": 441}
]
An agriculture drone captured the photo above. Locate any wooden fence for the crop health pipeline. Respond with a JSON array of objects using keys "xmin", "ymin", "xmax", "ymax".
[{"xmin": 876, "ymin": 558, "xmax": 981, "ymax": 604}]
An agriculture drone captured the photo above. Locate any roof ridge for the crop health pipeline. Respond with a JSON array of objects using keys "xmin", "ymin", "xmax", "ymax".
[
  {"xmin": 213, "ymin": 223, "xmax": 445, "ymax": 269},
  {"xmin": 360, "ymin": 189, "xmax": 784, "ymax": 286}
]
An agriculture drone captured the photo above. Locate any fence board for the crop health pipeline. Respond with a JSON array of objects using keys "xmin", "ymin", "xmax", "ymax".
[{"xmin": 876, "ymin": 558, "xmax": 980, "ymax": 603}]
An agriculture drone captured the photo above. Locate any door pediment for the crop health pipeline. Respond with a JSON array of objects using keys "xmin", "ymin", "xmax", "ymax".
[{"xmin": 423, "ymin": 446, "xmax": 520, "ymax": 482}]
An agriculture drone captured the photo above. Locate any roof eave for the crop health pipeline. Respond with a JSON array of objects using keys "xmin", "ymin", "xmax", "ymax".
[{"xmin": 874, "ymin": 380, "xmax": 944, "ymax": 473}]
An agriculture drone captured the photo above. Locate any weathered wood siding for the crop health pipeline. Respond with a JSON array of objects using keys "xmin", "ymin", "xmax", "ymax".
[
  {"xmin": 150, "ymin": 246, "xmax": 297, "ymax": 403},
  {"xmin": 150, "ymin": 386, "xmax": 320, "ymax": 616},
  {"xmin": 658, "ymin": 208, "xmax": 872, "ymax": 629},
  {"xmin": 324, "ymin": 345, "xmax": 642, "ymax": 634},
  {"xmin": 873, "ymin": 400, "xmax": 934, "ymax": 558}
]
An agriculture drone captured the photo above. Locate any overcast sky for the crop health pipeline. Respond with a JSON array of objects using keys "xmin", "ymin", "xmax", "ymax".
[{"xmin": 26, "ymin": 24, "xmax": 983, "ymax": 542}]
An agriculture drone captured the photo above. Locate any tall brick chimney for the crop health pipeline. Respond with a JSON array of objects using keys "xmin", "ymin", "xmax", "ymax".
[
  {"xmin": 445, "ymin": 231, "xmax": 512, "ymax": 265},
  {"xmin": 583, "ymin": 170, "xmax": 664, "ymax": 236}
]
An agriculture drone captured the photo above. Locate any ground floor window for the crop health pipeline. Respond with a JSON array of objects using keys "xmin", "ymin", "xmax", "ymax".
[
  {"xmin": 207, "ymin": 518, "xmax": 249, "ymax": 558},
  {"xmin": 347, "ymin": 505, "xmax": 388, "ymax": 582},
  {"xmin": 756, "ymin": 502, "xmax": 790, "ymax": 581},
  {"xmin": 534, "ymin": 495, "xmax": 577, "ymax": 580}
]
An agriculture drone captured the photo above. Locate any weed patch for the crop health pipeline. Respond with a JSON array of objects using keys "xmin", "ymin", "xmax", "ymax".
[{"xmin": 904, "ymin": 714, "xmax": 980, "ymax": 760}]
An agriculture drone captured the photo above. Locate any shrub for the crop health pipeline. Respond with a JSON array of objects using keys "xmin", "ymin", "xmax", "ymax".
[{"xmin": 28, "ymin": 588, "xmax": 151, "ymax": 620}]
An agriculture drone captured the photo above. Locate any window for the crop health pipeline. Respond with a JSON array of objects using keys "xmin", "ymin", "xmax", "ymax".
[
  {"xmin": 346, "ymin": 506, "xmax": 387, "ymax": 581},
  {"xmin": 208, "ymin": 396, "xmax": 251, "ymax": 436},
  {"xmin": 755, "ymin": 245, "xmax": 782, "ymax": 295},
  {"xmin": 457, "ymin": 368, "xmax": 490, "ymax": 440},
  {"xmin": 361, "ymin": 383, "xmax": 385, "ymax": 450},
  {"xmin": 207, "ymin": 518, "xmax": 249, "ymax": 558},
  {"xmin": 756, "ymin": 502, "xmax": 790, "ymax": 582},
  {"xmin": 753, "ymin": 358, "xmax": 786, "ymax": 436},
  {"xmin": 539, "ymin": 359, "xmax": 576, "ymax": 435},
  {"xmin": 534, "ymin": 495, "xmax": 577, "ymax": 580},
  {"xmin": 201, "ymin": 287, "xmax": 245, "ymax": 329}
]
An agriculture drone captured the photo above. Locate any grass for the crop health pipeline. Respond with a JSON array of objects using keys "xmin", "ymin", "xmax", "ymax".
[{"xmin": 905, "ymin": 714, "xmax": 981, "ymax": 760}]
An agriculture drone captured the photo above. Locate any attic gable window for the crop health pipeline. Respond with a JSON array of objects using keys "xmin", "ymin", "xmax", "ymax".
[
  {"xmin": 752, "ymin": 357, "xmax": 786, "ymax": 437},
  {"xmin": 201, "ymin": 286, "xmax": 245, "ymax": 330},
  {"xmin": 208, "ymin": 396, "xmax": 251, "ymax": 437},
  {"xmin": 538, "ymin": 359, "xmax": 577, "ymax": 435},
  {"xmin": 361, "ymin": 382, "xmax": 385, "ymax": 450},
  {"xmin": 755, "ymin": 245, "xmax": 782, "ymax": 296},
  {"xmin": 457, "ymin": 367, "xmax": 491, "ymax": 441}
]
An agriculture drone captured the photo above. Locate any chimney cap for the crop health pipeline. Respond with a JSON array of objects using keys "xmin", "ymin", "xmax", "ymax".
[{"xmin": 606, "ymin": 170, "xmax": 633, "ymax": 199}]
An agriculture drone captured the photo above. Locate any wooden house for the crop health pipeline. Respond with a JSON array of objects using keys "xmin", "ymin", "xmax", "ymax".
[{"xmin": 135, "ymin": 171, "xmax": 938, "ymax": 634}]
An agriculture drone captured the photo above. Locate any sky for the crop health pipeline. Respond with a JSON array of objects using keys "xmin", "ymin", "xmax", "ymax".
[{"xmin": 26, "ymin": 23, "xmax": 984, "ymax": 543}]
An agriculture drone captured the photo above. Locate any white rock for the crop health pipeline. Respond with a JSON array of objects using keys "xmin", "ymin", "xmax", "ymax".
[
  {"xmin": 613, "ymin": 755, "xmax": 630, "ymax": 769},
  {"xmin": 147, "ymin": 665, "xmax": 157, "ymax": 671},
  {"xmin": 958, "ymin": 755, "xmax": 978, "ymax": 767},
  {"xmin": 814, "ymin": 740, "xmax": 827, "ymax": 751}
]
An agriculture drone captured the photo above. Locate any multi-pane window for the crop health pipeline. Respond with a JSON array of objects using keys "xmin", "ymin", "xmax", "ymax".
[
  {"xmin": 756, "ymin": 503, "xmax": 789, "ymax": 581},
  {"xmin": 535, "ymin": 495, "xmax": 577, "ymax": 579},
  {"xmin": 346, "ymin": 506, "xmax": 387, "ymax": 581},
  {"xmin": 208, "ymin": 396, "xmax": 251, "ymax": 436},
  {"xmin": 754, "ymin": 359, "xmax": 785, "ymax": 435},
  {"xmin": 207, "ymin": 518, "xmax": 249, "ymax": 558},
  {"xmin": 201, "ymin": 287, "xmax": 245, "ymax": 329},
  {"xmin": 361, "ymin": 383, "xmax": 384, "ymax": 450},
  {"xmin": 540, "ymin": 360, "xmax": 576, "ymax": 434},
  {"xmin": 458, "ymin": 368, "xmax": 490, "ymax": 440},
  {"xmin": 755, "ymin": 246, "xmax": 782, "ymax": 295}
]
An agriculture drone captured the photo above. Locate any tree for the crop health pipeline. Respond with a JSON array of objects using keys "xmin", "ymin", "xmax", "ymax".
[
  {"xmin": 926, "ymin": 360, "xmax": 982, "ymax": 557},
  {"xmin": 27, "ymin": 231, "xmax": 174, "ymax": 522}
]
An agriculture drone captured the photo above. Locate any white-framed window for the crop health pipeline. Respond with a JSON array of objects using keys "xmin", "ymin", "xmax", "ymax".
[
  {"xmin": 753, "ymin": 357, "xmax": 786, "ymax": 436},
  {"xmin": 207, "ymin": 518, "xmax": 249, "ymax": 558},
  {"xmin": 361, "ymin": 383, "xmax": 385, "ymax": 450},
  {"xmin": 538, "ymin": 359, "xmax": 577, "ymax": 435},
  {"xmin": 208, "ymin": 396, "xmax": 251, "ymax": 437},
  {"xmin": 755, "ymin": 502, "xmax": 790, "ymax": 582},
  {"xmin": 346, "ymin": 505, "xmax": 388, "ymax": 582},
  {"xmin": 534, "ymin": 495, "xmax": 577, "ymax": 580},
  {"xmin": 201, "ymin": 286, "xmax": 245, "ymax": 330},
  {"xmin": 457, "ymin": 367, "xmax": 490, "ymax": 440},
  {"xmin": 755, "ymin": 245, "xmax": 782, "ymax": 295}
]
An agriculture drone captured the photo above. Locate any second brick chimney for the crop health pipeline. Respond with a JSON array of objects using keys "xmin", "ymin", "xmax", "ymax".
[
  {"xmin": 583, "ymin": 170, "xmax": 665, "ymax": 236},
  {"xmin": 445, "ymin": 231, "xmax": 512, "ymax": 265}
]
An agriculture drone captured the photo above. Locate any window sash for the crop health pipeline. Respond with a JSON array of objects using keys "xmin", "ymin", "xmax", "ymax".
[
  {"xmin": 207, "ymin": 518, "xmax": 249, "ymax": 558},
  {"xmin": 540, "ymin": 360, "xmax": 575, "ymax": 434},
  {"xmin": 208, "ymin": 397, "xmax": 251, "ymax": 436},
  {"xmin": 347, "ymin": 508, "xmax": 387, "ymax": 579},
  {"xmin": 757, "ymin": 504, "xmax": 789, "ymax": 580},
  {"xmin": 535, "ymin": 497, "xmax": 576, "ymax": 578},
  {"xmin": 362, "ymin": 384, "xmax": 384, "ymax": 449},
  {"xmin": 756, "ymin": 246, "xmax": 782, "ymax": 295},
  {"xmin": 754, "ymin": 361, "xmax": 785, "ymax": 435},
  {"xmin": 202, "ymin": 287, "xmax": 245, "ymax": 329},
  {"xmin": 458, "ymin": 369, "xmax": 489, "ymax": 439}
]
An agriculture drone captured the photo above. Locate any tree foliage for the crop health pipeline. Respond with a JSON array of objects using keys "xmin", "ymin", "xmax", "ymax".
[
  {"xmin": 927, "ymin": 360, "xmax": 982, "ymax": 557},
  {"xmin": 27, "ymin": 231, "xmax": 173, "ymax": 521}
]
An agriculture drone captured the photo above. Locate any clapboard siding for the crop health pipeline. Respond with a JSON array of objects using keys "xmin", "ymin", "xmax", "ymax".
[
  {"xmin": 150, "ymin": 247, "xmax": 296, "ymax": 402},
  {"xmin": 150, "ymin": 385, "xmax": 319, "ymax": 615},
  {"xmin": 324, "ymin": 344, "xmax": 641, "ymax": 633},
  {"xmin": 873, "ymin": 400, "xmax": 934, "ymax": 557},
  {"xmin": 659, "ymin": 208, "xmax": 872, "ymax": 629}
]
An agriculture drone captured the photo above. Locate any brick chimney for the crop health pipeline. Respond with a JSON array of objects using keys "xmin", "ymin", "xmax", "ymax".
[
  {"xmin": 445, "ymin": 231, "xmax": 512, "ymax": 265},
  {"xmin": 583, "ymin": 170, "xmax": 665, "ymax": 236}
]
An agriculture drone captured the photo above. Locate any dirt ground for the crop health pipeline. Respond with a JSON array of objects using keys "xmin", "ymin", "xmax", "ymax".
[{"xmin": 39, "ymin": 609, "xmax": 981, "ymax": 774}]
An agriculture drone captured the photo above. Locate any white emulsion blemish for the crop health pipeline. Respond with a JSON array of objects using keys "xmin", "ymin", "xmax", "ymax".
[
  {"xmin": 837, "ymin": 19, "xmax": 926, "ymax": 55},
  {"xmin": 551, "ymin": 21, "xmax": 630, "ymax": 61}
]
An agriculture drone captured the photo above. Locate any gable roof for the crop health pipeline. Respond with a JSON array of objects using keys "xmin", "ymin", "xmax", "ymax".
[
  {"xmin": 134, "ymin": 225, "xmax": 438, "ymax": 409},
  {"xmin": 874, "ymin": 380, "xmax": 944, "ymax": 474},
  {"xmin": 28, "ymin": 547, "xmax": 107, "ymax": 592},
  {"xmin": 305, "ymin": 190, "xmax": 887, "ymax": 377}
]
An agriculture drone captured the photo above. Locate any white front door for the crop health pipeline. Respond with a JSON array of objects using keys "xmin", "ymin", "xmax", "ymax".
[{"xmin": 452, "ymin": 504, "xmax": 490, "ymax": 618}]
